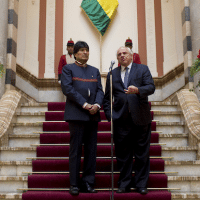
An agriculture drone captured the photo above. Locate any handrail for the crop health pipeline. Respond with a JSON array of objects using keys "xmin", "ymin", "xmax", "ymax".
[
  {"xmin": 0, "ymin": 90, "xmax": 21, "ymax": 141},
  {"xmin": 177, "ymin": 89, "xmax": 200, "ymax": 159}
]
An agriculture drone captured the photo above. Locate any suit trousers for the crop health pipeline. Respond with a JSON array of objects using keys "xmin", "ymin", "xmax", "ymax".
[
  {"xmin": 68, "ymin": 121, "xmax": 98, "ymax": 187},
  {"xmin": 113, "ymin": 114, "xmax": 151, "ymax": 189}
]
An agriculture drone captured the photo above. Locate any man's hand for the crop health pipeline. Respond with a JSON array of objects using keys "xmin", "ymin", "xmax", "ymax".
[
  {"xmin": 85, "ymin": 104, "xmax": 93, "ymax": 110},
  {"xmin": 89, "ymin": 104, "xmax": 99, "ymax": 115},
  {"xmin": 58, "ymin": 80, "xmax": 61, "ymax": 85},
  {"xmin": 124, "ymin": 85, "xmax": 139, "ymax": 94}
]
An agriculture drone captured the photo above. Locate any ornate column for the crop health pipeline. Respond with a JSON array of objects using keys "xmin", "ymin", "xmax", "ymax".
[
  {"xmin": 190, "ymin": 0, "xmax": 200, "ymax": 61},
  {"xmin": 6, "ymin": 0, "xmax": 19, "ymax": 92},
  {"xmin": 44, "ymin": 0, "xmax": 56, "ymax": 78},
  {"xmin": 181, "ymin": 0, "xmax": 193, "ymax": 88},
  {"xmin": 0, "ymin": 1, "xmax": 8, "ymax": 98},
  {"xmin": 145, "ymin": 0, "xmax": 158, "ymax": 77}
]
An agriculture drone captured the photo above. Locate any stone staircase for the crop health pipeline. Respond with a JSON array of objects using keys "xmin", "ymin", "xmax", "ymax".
[{"xmin": 0, "ymin": 101, "xmax": 200, "ymax": 199}]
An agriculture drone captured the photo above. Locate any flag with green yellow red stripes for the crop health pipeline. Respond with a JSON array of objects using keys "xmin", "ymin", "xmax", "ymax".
[{"xmin": 81, "ymin": 0, "xmax": 119, "ymax": 36}]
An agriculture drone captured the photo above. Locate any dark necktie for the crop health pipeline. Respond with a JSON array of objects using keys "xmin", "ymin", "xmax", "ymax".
[{"xmin": 124, "ymin": 67, "xmax": 129, "ymax": 88}]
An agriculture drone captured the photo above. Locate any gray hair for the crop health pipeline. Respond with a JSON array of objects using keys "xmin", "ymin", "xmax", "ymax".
[{"xmin": 116, "ymin": 46, "xmax": 133, "ymax": 57}]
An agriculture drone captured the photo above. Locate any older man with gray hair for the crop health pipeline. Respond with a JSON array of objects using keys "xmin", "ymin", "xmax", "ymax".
[{"xmin": 103, "ymin": 46, "xmax": 155, "ymax": 194}]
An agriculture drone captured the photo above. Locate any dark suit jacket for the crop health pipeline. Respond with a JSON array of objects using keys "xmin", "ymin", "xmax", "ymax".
[
  {"xmin": 103, "ymin": 63, "xmax": 155, "ymax": 126},
  {"xmin": 61, "ymin": 63, "xmax": 104, "ymax": 122}
]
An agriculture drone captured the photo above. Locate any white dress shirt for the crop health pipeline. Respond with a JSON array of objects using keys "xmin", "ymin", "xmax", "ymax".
[{"xmin": 121, "ymin": 62, "xmax": 132, "ymax": 83}]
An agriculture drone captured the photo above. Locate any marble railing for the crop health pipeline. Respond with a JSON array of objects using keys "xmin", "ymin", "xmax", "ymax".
[
  {"xmin": 0, "ymin": 90, "xmax": 21, "ymax": 146},
  {"xmin": 177, "ymin": 89, "xmax": 200, "ymax": 159}
]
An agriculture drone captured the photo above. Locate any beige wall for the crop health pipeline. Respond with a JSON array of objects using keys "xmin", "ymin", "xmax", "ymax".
[
  {"xmin": 16, "ymin": 0, "xmax": 184, "ymax": 78},
  {"xmin": 17, "ymin": 0, "xmax": 39, "ymax": 77},
  {"xmin": 174, "ymin": 0, "xmax": 184, "ymax": 65},
  {"xmin": 44, "ymin": 0, "xmax": 56, "ymax": 78},
  {"xmin": 162, "ymin": 0, "xmax": 180, "ymax": 74},
  {"xmin": 63, "ymin": 0, "xmax": 138, "ymax": 73}
]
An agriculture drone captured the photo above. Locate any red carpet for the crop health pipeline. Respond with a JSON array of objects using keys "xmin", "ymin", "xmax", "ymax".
[
  {"xmin": 22, "ymin": 102, "xmax": 171, "ymax": 200},
  {"xmin": 23, "ymin": 191, "xmax": 170, "ymax": 200}
]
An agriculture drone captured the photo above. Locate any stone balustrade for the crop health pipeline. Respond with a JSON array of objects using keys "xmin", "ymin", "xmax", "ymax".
[
  {"xmin": 177, "ymin": 89, "xmax": 200, "ymax": 159},
  {"xmin": 0, "ymin": 90, "xmax": 21, "ymax": 146}
]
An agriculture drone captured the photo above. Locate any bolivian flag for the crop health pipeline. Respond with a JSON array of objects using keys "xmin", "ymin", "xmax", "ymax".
[{"xmin": 81, "ymin": 0, "xmax": 119, "ymax": 36}]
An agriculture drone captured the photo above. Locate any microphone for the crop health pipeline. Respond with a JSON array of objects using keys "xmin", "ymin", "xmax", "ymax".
[{"xmin": 109, "ymin": 60, "xmax": 115, "ymax": 71}]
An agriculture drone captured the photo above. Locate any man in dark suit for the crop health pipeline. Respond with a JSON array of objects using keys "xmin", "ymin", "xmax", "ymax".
[
  {"xmin": 61, "ymin": 41, "xmax": 104, "ymax": 195},
  {"xmin": 103, "ymin": 47, "xmax": 155, "ymax": 194}
]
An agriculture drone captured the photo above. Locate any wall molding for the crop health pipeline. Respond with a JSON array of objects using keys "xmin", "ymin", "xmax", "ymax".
[
  {"xmin": 16, "ymin": 62, "xmax": 184, "ymax": 102},
  {"xmin": 153, "ymin": 62, "xmax": 184, "ymax": 88},
  {"xmin": 17, "ymin": 62, "xmax": 184, "ymax": 90},
  {"xmin": 16, "ymin": 64, "xmax": 60, "ymax": 89}
]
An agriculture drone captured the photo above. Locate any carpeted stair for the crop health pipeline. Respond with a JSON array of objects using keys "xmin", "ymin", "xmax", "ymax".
[{"xmin": 22, "ymin": 102, "xmax": 171, "ymax": 200}]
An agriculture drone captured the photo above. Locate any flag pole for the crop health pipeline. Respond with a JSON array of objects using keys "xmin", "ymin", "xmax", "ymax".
[{"xmin": 100, "ymin": 33, "xmax": 102, "ymax": 73}]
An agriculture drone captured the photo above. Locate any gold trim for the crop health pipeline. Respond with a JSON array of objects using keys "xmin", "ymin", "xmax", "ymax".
[
  {"xmin": 26, "ymin": 156, "xmax": 173, "ymax": 160},
  {"xmin": 17, "ymin": 188, "xmax": 180, "ymax": 191},
  {"xmin": 22, "ymin": 171, "xmax": 177, "ymax": 175}
]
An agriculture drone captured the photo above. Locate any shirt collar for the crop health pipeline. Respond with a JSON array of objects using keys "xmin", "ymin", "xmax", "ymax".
[{"xmin": 121, "ymin": 62, "xmax": 132, "ymax": 71}]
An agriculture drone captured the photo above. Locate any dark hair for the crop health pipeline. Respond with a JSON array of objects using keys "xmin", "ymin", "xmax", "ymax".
[{"xmin": 73, "ymin": 41, "xmax": 89, "ymax": 55}]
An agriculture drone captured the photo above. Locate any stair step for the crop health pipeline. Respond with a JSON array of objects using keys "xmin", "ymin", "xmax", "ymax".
[
  {"xmin": 8, "ymin": 133, "xmax": 188, "ymax": 148},
  {"xmin": 16, "ymin": 110, "xmax": 184, "ymax": 123},
  {"xmin": 168, "ymin": 176, "xmax": 200, "ymax": 193},
  {"xmin": 153, "ymin": 111, "xmax": 183, "ymax": 122},
  {"xmin": 21, "ymin": 191, "xmax": 172, "ymax": 200},
  {"xmin": 20, "ymin": 103, "xmax": 48, "ymax": 112},
  {"xmin": 165, "ymin": 161, "xmax": 200, "ymax": 176},
  {"xmin": 0, "ymin": 175, "xmax": 197, "ymax": 193},
  {"xmin": 9, "ymin": 135, "xmax": 40, "ymax": 148},
  {"xmin": 151, "ymin": 102, "xmax": 179, "ymax": 111},
  {"xmin": 12, "ymin": 123, "xmax": 43, "ymax": 135},
  {"xmin": 0, "ymin": 147, "xmax": 36, "ymax": 161},
  {"xmin": 26, "ymin": 174, "xmax": 168, "ymax": 188},
  {"xmin": 2, "ymin": 159, "xmax": 200, "ymax": 177},
  {"xmin": 172, "ymin": 192, "xmax": 200, "ymax": 199},
  {"xmin": 0, "ymin": 176, "xmax": 27, "ymax": 193},
  {"xmin": 156, "ymin": 122, "xmax": 185, "ymax": 134},
  {"xmin": 16, "ymin": 113, "xmax": 45, "ymax": 123},
  {"xmin": 0, "ymin": 193, "xmax": 22, "ymax": 200},
  {"xmin": 12, "ymin": 122, "xmax": 184, "ymax": 135},
  {"xmin": 2, "ymin": 192, "xmax": 200, "ymax": 200},
  {"xmin": 0, "ymin": 145, "xmax": 162, "ymax": 161},
  {"xmin": 0, "ymin": 161, "xmax": 32, "ymax": 176},
  {"xmin": 162, "ymin": 146, "xmax": 197, "ymax": 161},
  {"xmin": 159, "ymin": 133, "xmax": 188, "ymax": 147},
  {"xmin": 1, "ymin": 146, "xmax": 195, "ymax": 161}
]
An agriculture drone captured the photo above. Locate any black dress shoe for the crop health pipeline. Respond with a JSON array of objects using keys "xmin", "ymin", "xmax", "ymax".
[
  {"xmin": 80, "ymin": 182, "xmax": 97, "ymax": 193},
  {"xmin": 136, "ymin": 188, "xmax": 148, "ymax": 194},
  {"xmin": 116, "ymin": 188, "xmax": 130, "ymax": 193},
  {"xmin": 69, "ymin": 186, "xmax": 79, "ymax": 195}
]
